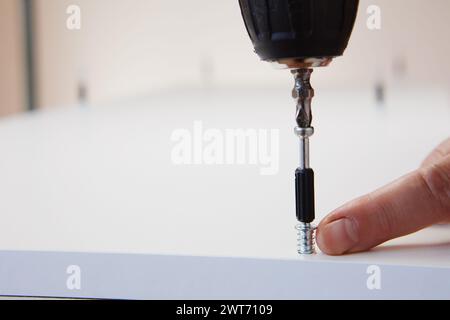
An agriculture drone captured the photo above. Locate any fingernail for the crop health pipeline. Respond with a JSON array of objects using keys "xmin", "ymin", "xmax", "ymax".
[{"xmin": 318, "ymin": 218, "xmax": 359, "ymax": 255}]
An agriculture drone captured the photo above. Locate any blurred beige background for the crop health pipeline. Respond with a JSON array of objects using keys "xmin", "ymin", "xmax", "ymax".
[
  {"xmin": 0, "ymin": 0, "xmax": 26, "ymax": 116},
  {"xmin": 1, "ymin": 0, "xmax": 450, "ymax": 113}
]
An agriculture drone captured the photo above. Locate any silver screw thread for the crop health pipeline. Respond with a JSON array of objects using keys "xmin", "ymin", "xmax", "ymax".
[{"xmin": 296, "ymin": 223, "xmax": 316, "ymax": 255}]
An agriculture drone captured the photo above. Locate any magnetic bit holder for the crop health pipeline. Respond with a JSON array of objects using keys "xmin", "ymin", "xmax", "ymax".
[{"xmin": 293, "ymin": 69, "xmax": 316, "ymax": 255}]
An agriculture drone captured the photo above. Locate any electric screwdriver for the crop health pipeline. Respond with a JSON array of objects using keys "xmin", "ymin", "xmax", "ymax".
[{"xmin": 238, "ymin": 0, "xmax": 359, "ymax": 254}]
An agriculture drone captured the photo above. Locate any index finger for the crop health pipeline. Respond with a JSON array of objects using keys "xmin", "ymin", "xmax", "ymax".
[{"xmin": 316, "ymin": 151, "xmax": 450, "ymax": 255}]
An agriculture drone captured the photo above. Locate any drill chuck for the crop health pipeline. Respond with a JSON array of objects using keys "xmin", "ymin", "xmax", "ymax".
[{"xmin": 239, "ymin": 0, "xmax": 359, "ymax": 64}]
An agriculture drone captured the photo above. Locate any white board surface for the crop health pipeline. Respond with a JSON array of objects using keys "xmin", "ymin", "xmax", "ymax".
[{"xmin": 0, "ymin": 88, "xmax": 449, "ymax": 298}]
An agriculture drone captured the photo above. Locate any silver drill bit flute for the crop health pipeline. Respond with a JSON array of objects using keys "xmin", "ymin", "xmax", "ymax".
[{"xmin": 292, "ymin": 68, "xmax": 314, "ymax": 128}]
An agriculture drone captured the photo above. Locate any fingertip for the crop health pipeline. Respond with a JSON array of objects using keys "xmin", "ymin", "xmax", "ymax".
[{"xmin": 317, "ymin": 217, "xmax": 359, "ymax": 255}]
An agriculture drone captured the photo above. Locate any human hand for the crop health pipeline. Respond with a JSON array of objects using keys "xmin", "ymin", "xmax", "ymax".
[{"xmin": 316, "ymin": 138, "xmax": 450, "ymax": 255}]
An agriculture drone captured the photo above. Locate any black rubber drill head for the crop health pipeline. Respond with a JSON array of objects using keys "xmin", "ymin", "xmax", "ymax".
[{"xmin": 239, "ymin": 0, "xmax": 359, "ymax": 61}]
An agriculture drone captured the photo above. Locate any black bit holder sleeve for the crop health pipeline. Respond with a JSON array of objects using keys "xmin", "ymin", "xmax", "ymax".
[{"xmin": 295, "ymin": 168, "xmax": 315, "ymax": 223}]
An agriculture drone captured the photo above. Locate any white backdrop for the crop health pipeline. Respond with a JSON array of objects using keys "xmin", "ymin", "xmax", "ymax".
[{"xmin": 34, "ymin": 0, "xmax": 450, "ymax": 108}]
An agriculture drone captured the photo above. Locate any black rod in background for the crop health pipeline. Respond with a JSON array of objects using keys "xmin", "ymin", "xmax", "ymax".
[{"xmin": 23, "ymin": 0, "xmax": 36, "ymax": 111}]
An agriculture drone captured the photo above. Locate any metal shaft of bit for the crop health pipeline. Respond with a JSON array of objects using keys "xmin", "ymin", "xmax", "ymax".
[{"xmin": 292, "ymin": 68, "xmax": 316, "ymax": 255}]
